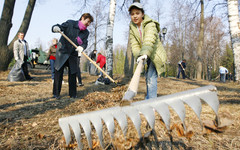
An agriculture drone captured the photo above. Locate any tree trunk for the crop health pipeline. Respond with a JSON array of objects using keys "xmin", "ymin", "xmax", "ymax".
[
  {"xmin": 0, "ymin": 0, "xmax": 16, "ymax": 71},
  {"xmin": 124, "ymin": 33, "xmax": 134, "ymax": 77},
  {"xmin": 105, "ymin": 0, "xmax": 116, "ymax": 77},
  {"xmin": 228, "ymin": 0, "xmax": 240, "ymax": 82},
  {"xmin": 0, "ymin": 0, "xmax": 36, "ymax": 71},
  {"xmin": 196, "ymin": 0, "xmax": 204, "ymax": 79},
  {"xmin": 94, "ymin": 19, "xmax": 97, "ymax": 50}
]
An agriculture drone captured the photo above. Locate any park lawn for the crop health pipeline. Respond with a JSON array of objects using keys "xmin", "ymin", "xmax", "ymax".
[{"xmin": 0, "ymin": 67, "xmax": 239, "ymax": 149}]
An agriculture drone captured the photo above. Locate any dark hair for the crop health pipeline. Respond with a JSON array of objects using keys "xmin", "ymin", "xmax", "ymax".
[
  {"xmin": 80, "ymin": 13, "xmax": 94, "ymax": 22},
  {"xmin": 129, "ymin": 6, "xmax": 144, "ymax": 14},
  {"xmin": 18, "ymin": 31, "xmax": 24, "ymax": 35}
]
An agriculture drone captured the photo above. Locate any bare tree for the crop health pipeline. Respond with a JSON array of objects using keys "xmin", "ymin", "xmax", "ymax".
[
  {"xmin": 227, "ymin": 0, "xmax": 240, "ymax": 82},
  {"xmin": 105, "ymin": 0, "xmax": 116, "ymax": 77},
  {"xmin": 0, "ymin": 0, "xmax": 36, "ymax": 71},
  {"xmin": 88, "ymin": 0, "xmax": 108, "ymax": 51},
  {"xmin": 196, "ymin": 0, "xmax": 204, "ymax": 79}
]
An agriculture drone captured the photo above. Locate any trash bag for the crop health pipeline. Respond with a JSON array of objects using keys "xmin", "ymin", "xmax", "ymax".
[
  {"xmin": 7, "ymin": 60, "xmax": 26, "ymax": 82},
  {"xmin": 95, "ymin": 76, "xmax": 111, "ymax": 85},
  {"xmin": 89, "ymin": 62, "xmax": 98, "ymax": 75}
]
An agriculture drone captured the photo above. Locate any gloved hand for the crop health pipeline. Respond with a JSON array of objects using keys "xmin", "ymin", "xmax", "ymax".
[
  {"xmin": 53, "ymin": 26, "xmax": 61, "ymax": 33},
  {"xmin": 17, "ymin": 59, "xmax": 24, "ymax": 64},
  {"xmin": 76, "ymin": 46, "xmax": 84, "ymax": 57},
  {"xmin": 137, "ymin": 55, "xmax": 147, "ymax": 64}
]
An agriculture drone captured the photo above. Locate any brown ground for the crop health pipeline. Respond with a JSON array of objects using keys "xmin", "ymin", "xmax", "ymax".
[{"xmin": 0, "ymin": 66, "xmax": 239, "ymax": 149}]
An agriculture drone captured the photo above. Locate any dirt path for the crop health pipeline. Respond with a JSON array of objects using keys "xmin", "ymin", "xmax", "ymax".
[{"xmin": 0, "ymin": 68, "xmax": 239, "ymax": 149}]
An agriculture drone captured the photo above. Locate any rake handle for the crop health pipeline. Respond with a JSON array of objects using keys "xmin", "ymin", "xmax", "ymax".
[
  {"xmin": 59, "ymin": 31, "xmax": 116, "ymax": 84},
  {"xmin": 128, "ymin": 59, "xmax": 144, "ymax": 93}
]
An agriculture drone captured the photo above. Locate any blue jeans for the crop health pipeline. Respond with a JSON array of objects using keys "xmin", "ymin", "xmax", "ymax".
[
  {"xmin": 50, "ymin": 59, "xmax": 55, "ymax": 80},
  {"xmin": 220, "ymin": 73, "xmax": 226, "ymax": 83},
  {"xmin": 145, "ymin": 60, "xmax": 158, "ymax": 99}
]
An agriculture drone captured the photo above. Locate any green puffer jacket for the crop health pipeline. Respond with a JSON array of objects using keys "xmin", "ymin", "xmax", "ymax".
[{"xmin": 129, "ymin": 15, "xmax": 167, "ymax": 75}]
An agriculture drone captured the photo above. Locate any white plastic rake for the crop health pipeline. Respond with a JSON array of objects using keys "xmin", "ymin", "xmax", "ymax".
[{"xmin": 59, "ymin": 85, "xmax": 220, "ymax": 149}]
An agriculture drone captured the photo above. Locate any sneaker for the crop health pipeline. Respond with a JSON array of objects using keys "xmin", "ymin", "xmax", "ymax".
[
  {"xmin": 52, "ymin": 95, "xmax": 60, "ymax": 100},
  {"xmin": 26, "ymin": 76, "xmax": 34, "ymax": 80},
  {"xmin": 77, "ymin": 83, "xmax": 84, "ymax": 87},
  {"xmin": 70, "ymin": 96, "xmax": 77, "ymax": 99}
]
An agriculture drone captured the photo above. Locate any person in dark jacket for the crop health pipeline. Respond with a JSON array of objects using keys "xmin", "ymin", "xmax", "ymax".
[
  {"xmin": 88, "ymin": 50, "xmax": 98, "ymax": 75},
  {"xmin": 177, "ymin": 59, "xmax": 186, "ymax": 79},
  {"xmin": 52, "ymin": 13, "xmax": 93, "ymax": 99}
]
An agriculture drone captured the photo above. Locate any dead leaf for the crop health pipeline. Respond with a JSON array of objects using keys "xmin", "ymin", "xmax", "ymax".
[
  {"xmin": 67, "ymin": 142, "xmax": 77, "ymax": 148},
  {"xmin": 92, "ymin": 140, "xmax": 100, "ymax": 149},
  {"xmin": 37, "ymin": 133, "xmax": 45, "ymax": 139},
  {"xmin": 32, "ymin": 122, "xmax": 37, "ymax": 127},
  {"xmin": 185, "ymin": 125, "xmax": 194, "ymax": 140},
  {"xmin": 203, "ymin": 119, "xmax": 229, "ymax": 133},
  {"xmin": 185, "ymin": 130, "xmax": 194, "ymax": 140},
  {"xmin": 175, "ymin": 124, "xmax": 185, "ymax": 137}
]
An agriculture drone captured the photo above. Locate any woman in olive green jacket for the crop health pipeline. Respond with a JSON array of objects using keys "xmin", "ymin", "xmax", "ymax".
[{"xmin": 129, "ymin": 2, "xmax": 167, "ymax": 99}]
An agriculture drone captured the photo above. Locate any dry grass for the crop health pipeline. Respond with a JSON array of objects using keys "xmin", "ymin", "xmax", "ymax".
[{"xmin": 0, "ymin": 67, "xmax": 239, "ymax": 149}]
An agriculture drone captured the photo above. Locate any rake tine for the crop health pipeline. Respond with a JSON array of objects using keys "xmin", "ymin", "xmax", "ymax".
[
  {"xmin": 88, "ymin": 114, "xmax": 105, "ymax": 148},
  {"xmin": 122, "ymin": 106, "xmax": 142, "ymax": 138},
  {"xmin": 182, "ymin": 96, "xmax": 203, "ymax": 128},
  {"xmin": 58, "ymin": 85, "xmax": 220, "ymax": 149},
  {"xmin": 137, "ymin": 105, "xmax": 155, "ymax": 129}
]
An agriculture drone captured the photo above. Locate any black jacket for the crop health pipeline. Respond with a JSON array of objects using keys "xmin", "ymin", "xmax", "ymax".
[
  {"xmin": 52, "ymin": 20, "xmax": 89, "ymax": 74},
  {"xmin": 89, "ymin": 50, "xmax": 96, "ymax": 61}
]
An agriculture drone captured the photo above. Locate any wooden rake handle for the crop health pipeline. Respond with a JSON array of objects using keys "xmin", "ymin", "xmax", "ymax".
[{"xmin": 59, "ymin": 31, "xmax": 116, "ymax": 84}]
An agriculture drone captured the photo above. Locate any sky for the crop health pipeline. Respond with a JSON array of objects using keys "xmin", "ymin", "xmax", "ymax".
[{"xmin": 0, "ymin": 0, "xmax": 170, "ymax": 51}]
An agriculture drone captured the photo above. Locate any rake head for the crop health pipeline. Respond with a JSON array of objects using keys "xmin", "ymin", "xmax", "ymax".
[{"xmin": 59, "ymin": 85, "xmax": 220, "ymax": 149}]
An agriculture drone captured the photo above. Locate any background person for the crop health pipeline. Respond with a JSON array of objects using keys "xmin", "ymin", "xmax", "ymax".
[
  {"xmin": 13, "ymin": 32, "xmax": 33, "ymax": 80},
  {"xmin": 219, "ymin": 66, "xmax": 228, "ymax": 83},
  {"xmin": 88, "ymin": 49, "xmax": 98, "ymax": 75},
  {"xmin": 46, "ymin": 38, "xmax": 58, "ymax": 82},
  {"xmin": 177, "ymin": 59, "xmax": 186, "ymax": 79},
  {"xmin": 128, "ymin": 2, "xmax": 167, "ymax": 99},
  {"xmin": 52, "ymin": 13, "xmax": 93, "ymax": 99},
  {"xmin": 96, "ymin": 52, "xmax": 106, "ymax": 77}
]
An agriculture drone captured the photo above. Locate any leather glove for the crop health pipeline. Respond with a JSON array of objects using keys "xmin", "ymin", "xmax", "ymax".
[
  {"xmin": 76, "ymin": 46, "xmax": 84, "ymax": 57},
  {"xmin": 53, "ymin": 26, "xmax": 61, "ymax": 33},
  {"xmin": 137, "ymin": 55, "xmax": 147, "ymax": 64}
]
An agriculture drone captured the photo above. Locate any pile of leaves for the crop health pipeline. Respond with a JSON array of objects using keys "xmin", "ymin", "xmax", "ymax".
[{"xmin": 0, "ymin": 68, "xmax": 239, "ymax": 149}]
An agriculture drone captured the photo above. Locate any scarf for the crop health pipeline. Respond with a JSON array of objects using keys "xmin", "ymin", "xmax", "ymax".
[{"xmin": 77, "ymin": 21, "xmax": 87, "ymax": 45}]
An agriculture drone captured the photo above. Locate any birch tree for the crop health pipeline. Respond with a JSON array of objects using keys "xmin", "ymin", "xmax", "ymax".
[
  {"xmin": 227, "ymin": 0, "xmax": 240, "ymax": 82},
  {"xmin": 105, "ymin": 0, "xmax": 116, "ymax": 77},
  {"xmin": 0, "ymin": 0, "xmax": 36, "ymax": 71}
]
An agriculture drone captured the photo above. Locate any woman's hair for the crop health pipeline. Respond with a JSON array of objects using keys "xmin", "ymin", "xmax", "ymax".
[
  {"xmin": 129, "ymin": 6, "xmax": 144, "ymax": 14},
  {"xmin": 80, "ymin": 13, "xmax": 94, "ymax": 22},
  {"xmin": 52, "ymin": 38, "xmax": 58, "ymax": 43},
  {"xmin": 97, "ymin": 52, "xmax": 102, "ymax": 56}
]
